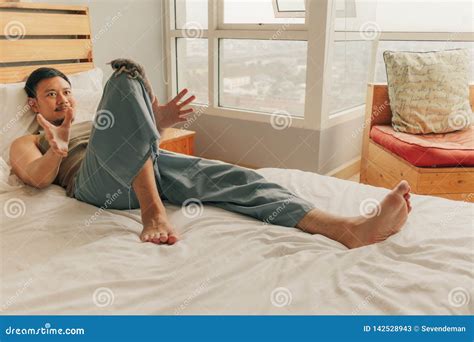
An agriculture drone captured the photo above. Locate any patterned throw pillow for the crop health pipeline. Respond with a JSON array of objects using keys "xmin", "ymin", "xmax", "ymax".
[{"xmin": 383, "ymin": 49, "xmax": 472, "ymax": 134}]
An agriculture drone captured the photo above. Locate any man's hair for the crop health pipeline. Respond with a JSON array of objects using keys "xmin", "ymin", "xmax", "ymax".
[{"xmin": 24, "ymin": 67, "xmax": 71, "ymax": 98}]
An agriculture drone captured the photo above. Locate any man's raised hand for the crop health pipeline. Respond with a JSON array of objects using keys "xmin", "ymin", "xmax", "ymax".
[
  {"xmin": 36, "ymin": 107, "xmax": 74, "ymax": 158},
  {"xmin": 152, "ymin": 89, "xmax": 196, "ymax": 129}
]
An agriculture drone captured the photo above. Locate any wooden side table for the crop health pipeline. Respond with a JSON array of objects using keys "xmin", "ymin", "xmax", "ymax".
[{"xmin": 159, "ymin": 128, "xmax": 196, "ymax": 156}]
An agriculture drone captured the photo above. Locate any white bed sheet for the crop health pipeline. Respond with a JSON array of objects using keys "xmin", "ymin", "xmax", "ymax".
[{"xmin": 1, "ymin": 168, "xmax": 473, "ymax": 315}]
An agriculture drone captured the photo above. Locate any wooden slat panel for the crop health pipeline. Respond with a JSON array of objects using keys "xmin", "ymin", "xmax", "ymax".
[
  {"xmin": 370, "ymin": 84, "xmax": 393, "ymax": 126},
  {"xmin": 0, "ymin": 12, "xmax": 90, "ymax": 36},
  {"xmin": 0, "ymin": 2, "xmax": 88, "ymax": 12},
  {"xmin": 418, "ymin": 171, "xmax": 474, "ymax": 194},
  {"xmin": 367, "ymin": 141, "xmax": 419, "ymax": 190},
  {"xmin": 436, "ymin": 193, "xmax": 474, "ymax": 202},
  {"xmin": 161, "ymin": 128, "xmax": 196, "ymax": 143},
  {"xmin": 419, "ymin": 165, "xmax": 474, "ymax": 174},
  {"xmin": 160, "ymin": 128, "xmax": 195, "ymax": 156},
  {"xmin": 0, "ymin": 62, "xmax": 94, "ymax": 83},
  {"xmin": 366, "ymin": 164, "xmax": 397, "ymax": 190},
  {"xmin": 0, "ymin": 39, "xmax": 92, "ymax": 63}
]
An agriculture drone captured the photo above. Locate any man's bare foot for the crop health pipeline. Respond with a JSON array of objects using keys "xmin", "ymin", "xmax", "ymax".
[
  {"xmin": 346, "ymin": 180, "xmax": 412, "ymax": 248},
  {"xmin": 140, "ymin": 216, "xmax": 180, "ymax": 245}
]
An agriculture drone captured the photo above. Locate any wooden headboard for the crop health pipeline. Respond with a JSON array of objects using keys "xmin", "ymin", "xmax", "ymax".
[{"xmin": 0, "ymin": 2, "xmax": 94, "ymax": 83}]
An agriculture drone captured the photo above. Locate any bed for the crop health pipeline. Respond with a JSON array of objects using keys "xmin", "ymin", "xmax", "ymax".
[
  {"xmin": 1, "ymin": 2, "xmax": 473, "ymax": 315},
  {"xmin": 1, "ymin": 167, "xmax": 473, "ymax": 315}
]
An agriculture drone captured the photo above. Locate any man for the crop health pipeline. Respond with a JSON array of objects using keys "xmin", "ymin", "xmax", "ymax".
[{"xmin": 10, "ymin": 60, "xmax": 412, "ymax": 248}]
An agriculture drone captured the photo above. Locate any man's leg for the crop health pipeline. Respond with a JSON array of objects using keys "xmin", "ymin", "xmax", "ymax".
[
  {"xmin": 295, "ymin": 180, "xmax": 412, "ymax": 249},
  {"xmin": 154, "ymin": 150, "xmax": 412, "ymax": 249},
  {"xmin": 132, "ymin": 157, "xmax": 178, "ymax": 245}
]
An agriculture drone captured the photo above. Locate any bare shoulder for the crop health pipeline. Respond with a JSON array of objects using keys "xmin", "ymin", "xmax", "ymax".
[
  {"xmin": 11, "ymin": 134, "xmax": 40, "ymax": 150},
  {"xmin": 10, "ymin": 134, "xmax": 43, "ymax": 163},
  {"xmin": 9, "ymin": 134, "xmax": 44, "ymax": 188}
]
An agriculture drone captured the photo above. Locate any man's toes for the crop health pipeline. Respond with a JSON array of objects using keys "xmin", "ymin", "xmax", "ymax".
[
  {"xmin": 393, "ymin": 180, "xmax": 410, "ymax": 196},
  {"xmin": 159, "ymin": 232, "xmax": 168, "ymax": 243},
  {"xmin": 167, "ymin": 234, "xmax": 178, "ymax": 245},
  {"xmin": 151, "ymin": 237, "xmax": 162, "ymax": 244}
]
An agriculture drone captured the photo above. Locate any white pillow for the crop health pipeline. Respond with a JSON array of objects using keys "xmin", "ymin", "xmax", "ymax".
[
  {"xmin": 0, "ymin": 67, "xmax": 103, "ymax": 165},
  {"xmin": 0, "ymin": 156, "xmax": 23, "ymax": 193}
]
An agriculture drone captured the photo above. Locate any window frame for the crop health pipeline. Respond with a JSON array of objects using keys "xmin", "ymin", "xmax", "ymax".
[
  {"xmin": 322, "ymin": 1, "xmax": 474, "ymax": 130},
  {"xmin": 164, "ymin": 0, "xmax": 330, "ymax": 130},
  {"xmin": 271, "ymin": 0, "xmax": 305, "ymax": 19}
]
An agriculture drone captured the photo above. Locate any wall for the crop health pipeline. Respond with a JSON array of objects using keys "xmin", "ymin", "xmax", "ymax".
[
  {"xmin": 33, "ymin": 0, "xmax": 362, "ymax": 174},
  {"xmin": 30, "ymin": 0, "xmax": 168, "ymax": 103}
]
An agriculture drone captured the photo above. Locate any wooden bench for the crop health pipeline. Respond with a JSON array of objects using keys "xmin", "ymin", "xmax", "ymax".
[{"xmin": 360, "ymin": 84, "xmax": 474, "ymax": 202}]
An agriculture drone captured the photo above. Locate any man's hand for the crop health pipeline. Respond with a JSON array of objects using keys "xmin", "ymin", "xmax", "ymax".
[
  {"xmin": 36, "ymin": 107, "xmax": 74, "ymax": 158},
  {"xmin": 152, "ymin": 89, "xmax": 196, "ymax": 129}
]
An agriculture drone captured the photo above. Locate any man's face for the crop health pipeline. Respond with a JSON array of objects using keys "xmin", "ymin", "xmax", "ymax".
[{"xmin": 29, "ymin": 76, "xmax": 76, "ymax": 126}]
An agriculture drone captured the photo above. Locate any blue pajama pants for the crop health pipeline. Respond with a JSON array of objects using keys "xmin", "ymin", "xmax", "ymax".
[{"xmin": 73, "ymin": 72, "xmax": 315, "ymax": 228}]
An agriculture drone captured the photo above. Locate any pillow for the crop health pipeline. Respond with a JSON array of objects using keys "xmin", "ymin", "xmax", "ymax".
[
  {"xmin": 0, "ymin": 156, "xmax": 23, "ymax": 193},
  {"xmin": 0, "ymin": 67, "xmax": 103, "ymax": 164},
  {"xmin": 383, "ymin": 48, "xmax": 472, "ymax": 134}
]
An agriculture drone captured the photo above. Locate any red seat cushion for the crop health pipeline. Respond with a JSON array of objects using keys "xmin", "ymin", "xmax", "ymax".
[{"xmin": 369, "ymin": 125, "xmax": 474, "ymax": 167}]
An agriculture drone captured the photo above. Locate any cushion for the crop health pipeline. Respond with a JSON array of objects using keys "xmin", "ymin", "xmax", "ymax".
[
  {"xmin": 370, "ymin": 124, "xmax": 474, "ymax": 167},
  {"xmin": 383, "ymin": 49, "xmax": 472, "ymax": 134},
  {"xmin": 0, "ymin": 67, "xmax": 103, "ymax": 164}
]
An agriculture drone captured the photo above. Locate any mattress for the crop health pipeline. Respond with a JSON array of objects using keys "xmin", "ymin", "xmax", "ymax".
[
  {"xmin": 370, "ymin": 125, "xmax": 474, "ymax": 167},
  {"xmin": 1, "ymin": 168, "xmax": 473, "ymax": 315}
]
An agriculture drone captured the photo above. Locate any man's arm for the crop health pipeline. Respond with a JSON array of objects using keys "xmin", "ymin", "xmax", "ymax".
[{"xmin": 10, "ymin": 136, "xmax": 63, "ymax": 189}]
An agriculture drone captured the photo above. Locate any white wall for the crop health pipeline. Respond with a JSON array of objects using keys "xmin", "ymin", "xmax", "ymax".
[
  {"xmin": 30, "ymin": 0, "xmax": 168, "ymax": 103},
  {"xmin": 32, "ymin": 0, "xmax": 361, "ymax": 174}
]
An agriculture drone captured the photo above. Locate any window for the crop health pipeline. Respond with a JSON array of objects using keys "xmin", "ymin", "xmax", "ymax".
[
  {"xmin": 334, "ymin": 0, "xmax": 472, "ymax": 33},
  {"xmin": 223, "ymin": 0, "xmax": 305, "ymax": 24},
  {"xmin": 327, "ymin": 0, "xmax": 474, "ymax": 122},
  {"xmin": 272, "ymin": 0, "xmax": 305, "ymax": 18},
  {"xmin": 219, "ymin": 39, "xmax": 307, "ymax": 116},
  {"xmin": 176, "ymin": 38, "xmax": 208, "ymax": 104},
  {"xmin": 166, "ymin": 0, "xmax": 472, "ymax": 130},
  {"xmin": 328, "ymin": 40, "xmax": 371, "ymax": 114},
  {"xmin": 166, "ymin": 0, "xmax": 317, "ymax": 129},
  {"xmin": 175, "ymin": 0, "xmax": 208, "ymax": 29},
  {"xmin": 374, "ymin": 41, "xmax": 474, "ymax": 83}
]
